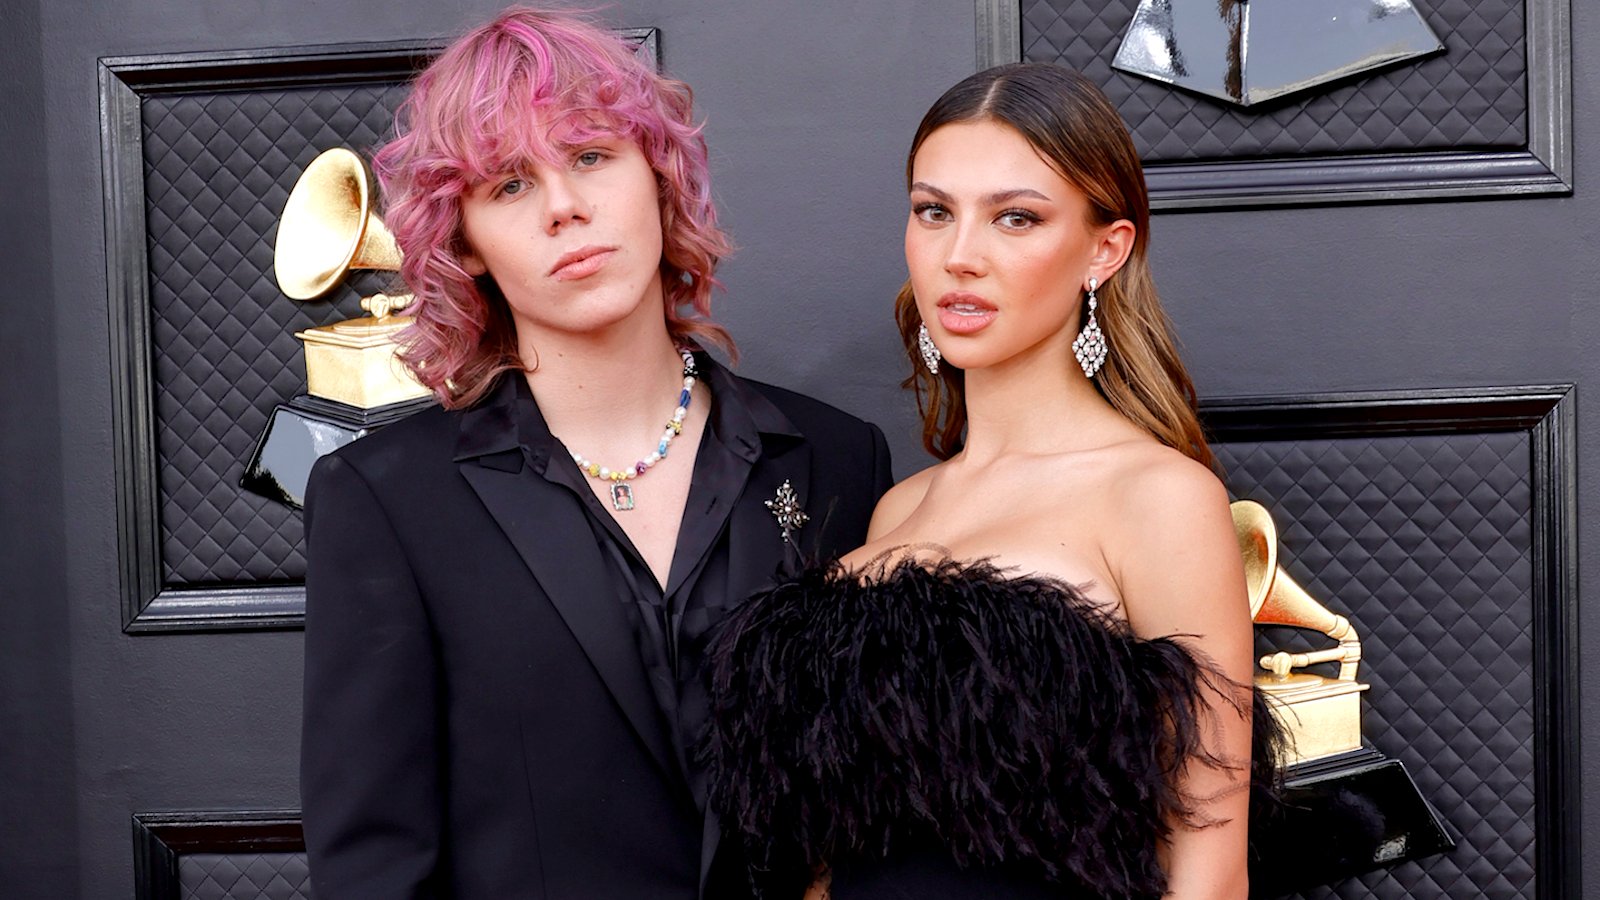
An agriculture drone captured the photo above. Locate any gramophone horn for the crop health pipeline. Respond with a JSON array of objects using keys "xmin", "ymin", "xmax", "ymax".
[
  {"xmin": 1231, "ymin": 500, "xmax": 1361, "ymax": 682},
  {"xmin": 1232, "ymin": 499, "xmax": 1278, "ymax": 619},
  {"xmin": 274, "ymin": 147, "xmax": 402, "ymax": 301}
]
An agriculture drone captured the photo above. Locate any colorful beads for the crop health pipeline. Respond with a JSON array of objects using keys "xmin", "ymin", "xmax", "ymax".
[{"xmin": 565, "ymin": 348, "xmax": 698, "ymax": 510}]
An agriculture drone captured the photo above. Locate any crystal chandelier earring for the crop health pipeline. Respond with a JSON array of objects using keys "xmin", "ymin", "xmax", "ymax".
[
  {"xmin": 1072, "ymin": 276, "xmax": 1108, "ymax": 379},
  {"xmin": 917, "ymin": 322, "xmax": 942, "ymax": 374}
]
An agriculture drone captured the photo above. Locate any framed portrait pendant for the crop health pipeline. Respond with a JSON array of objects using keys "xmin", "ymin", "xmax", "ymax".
[{"xmin": 611, "ymin": 482, "xmax": 636, "ymax": 511}]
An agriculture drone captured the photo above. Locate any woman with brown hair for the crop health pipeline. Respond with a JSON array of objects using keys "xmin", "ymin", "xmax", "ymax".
[{"xmin": 704, "ymin": 63, "xmax": 1279, "ymax": 899}]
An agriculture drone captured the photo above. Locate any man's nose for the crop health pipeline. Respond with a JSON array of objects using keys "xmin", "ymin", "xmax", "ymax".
[{"xmin": 543, "ymin": 172, "xmax": 592, "ymax": 234}]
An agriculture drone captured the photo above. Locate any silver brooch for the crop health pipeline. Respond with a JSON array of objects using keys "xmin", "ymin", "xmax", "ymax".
[{"xmin": 764, "ymin": 480, "xmax": 808, "ymax": 544}]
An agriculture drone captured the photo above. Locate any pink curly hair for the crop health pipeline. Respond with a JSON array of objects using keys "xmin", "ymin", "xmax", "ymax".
[{"xmin": 374, "ymin": 6, "xmax": 735, "ymax": 409}]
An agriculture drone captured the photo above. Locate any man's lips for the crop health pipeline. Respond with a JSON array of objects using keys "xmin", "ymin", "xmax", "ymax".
[
  {"xmin": 936, "ymin": 292, "xmax": 997, "ymax": 335},
  {"xmin": 549, "ymin": 245, "xmax": 616, "ymax": 281}
]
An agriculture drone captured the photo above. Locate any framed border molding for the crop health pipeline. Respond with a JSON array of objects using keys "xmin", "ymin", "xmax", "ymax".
[
  {"xmin": 975, "ymin": 0, "xmax": 1572, "ymax": 209},
  {"xmin": 101, "ymin": 41, "xmax": 435, "ymax": 634},
  {"xmin": 100, "ymin": 32, "xmax": 657, "ymax": 634},
  {"xmin": 1200, "ymin": 384, "xmax": 1578, "ymax": 900},
  {"xmin": 133, "ymin": 810, "xmax": 306, "ymax": 900}
]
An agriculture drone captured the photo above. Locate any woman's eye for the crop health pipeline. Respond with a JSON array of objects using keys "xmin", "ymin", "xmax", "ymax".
[
  {"xmin": 997, "ymin": 209, "xmax": 1040, "ymax": 229},
  {"xmin": 913, "ymin": 202, "xmax": 951, "ymax": 223},
  {"xmin": 498, "ymin": 178, "xmax": 526, "ymax": 197},
  {"xmin": 575, "ymin": 150, "xmax": 606, "ymax": 167}
]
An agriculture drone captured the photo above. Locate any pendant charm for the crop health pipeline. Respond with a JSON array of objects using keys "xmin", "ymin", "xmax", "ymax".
[
  {"xmin": 764, "ymin": 480, "xmax": 808, "ymax": 544},
  {"xmin": 611, "ymin": 482, "xmax": 636, "ymax": 511}
]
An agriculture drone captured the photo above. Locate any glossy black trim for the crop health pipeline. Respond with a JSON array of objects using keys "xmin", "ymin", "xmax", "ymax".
[
  {"xmin": 133, "ymin": 810, "xmax": 305, "ymax": 900},
  {"xmin": 976, "ymin": 0, "xmax": 1572, "ymax": 208},
  {"xmin": 1201, "ymin": 384, "xmax": 1579, "ymax": 900},
  {"xmin": 1201, "ymin": 384, "xmax": 1572, "ymax": 439},
  {"xmin": 101, "ymin": 33, "xmax": 657, "ymax": 634}
]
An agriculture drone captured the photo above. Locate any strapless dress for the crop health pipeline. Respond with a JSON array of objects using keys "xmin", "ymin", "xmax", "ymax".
[{"xmin": 702, "ymin": 557, "xmax": 1283, "ymax": 900}]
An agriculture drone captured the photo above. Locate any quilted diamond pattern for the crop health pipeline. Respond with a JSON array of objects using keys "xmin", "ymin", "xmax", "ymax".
[
  {"xmin": 1217, "ymin": 432, "xmax": 1534, "ymax": 899},
  {"xmin": 143, "ymin": 83, "xmax": 410, "ymax": 585},
  {"xmin": 180, "ymin": 852, "xmax": 312, "ymax": 900},
  {"xmin": 1022, "ymin": 0, "xmax": 1527, "ymax": 161}
]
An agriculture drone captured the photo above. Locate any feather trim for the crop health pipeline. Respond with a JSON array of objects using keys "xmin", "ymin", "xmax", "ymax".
[{"xmin": 703, "ymin": 558, "xmax": 1283, "ymax": 899}]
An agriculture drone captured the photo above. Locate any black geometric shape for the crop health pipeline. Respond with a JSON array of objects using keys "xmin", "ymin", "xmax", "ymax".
[
  {"xmin": 241, "ymin": 393, "xmax": 433, "ymax": 510},
  {"xmin": 1252, "ymin": 748, "xmax": 1456, "ymax": 897}
]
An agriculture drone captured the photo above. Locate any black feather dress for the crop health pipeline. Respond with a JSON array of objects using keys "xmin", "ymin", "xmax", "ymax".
[{"xmin": 702, "ymin": 557, "xmax": 1283, "ymax": 900}]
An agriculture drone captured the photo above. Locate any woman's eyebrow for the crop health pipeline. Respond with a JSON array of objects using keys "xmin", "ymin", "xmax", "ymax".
[
  {"xmin": 983, "ymin": 187, "xmax": 1051, "ymax": 205},
  {"xmin": 909, "ymin": 182, "xmax": 1051, "ymax": 206}
]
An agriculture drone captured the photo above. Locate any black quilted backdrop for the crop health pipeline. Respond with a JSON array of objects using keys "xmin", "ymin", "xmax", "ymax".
[
  {"xmin": 180, "ymin": 852, "xmax": 312, "ymax": 900},
  {"xmin": 1218, "ymin": 431, "xmax": 1534, "ymax": 899},
  {"xmin": 1021, "ymin": 0, "xmax": 1527, "ymax": 162},
  {"xmin": 143, "ymin": 84, "xmax": 409, "ymax": 585}
]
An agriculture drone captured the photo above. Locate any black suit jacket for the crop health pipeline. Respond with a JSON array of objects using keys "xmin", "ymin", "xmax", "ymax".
[{"xmin": 301, "ymin": 365, "xmax": 892, "ymax": 900}]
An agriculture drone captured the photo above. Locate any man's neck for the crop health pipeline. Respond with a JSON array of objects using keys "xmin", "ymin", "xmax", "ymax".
[{"xmin": 519, "ymin": 317, "xmax": 696, "ymax": 457}]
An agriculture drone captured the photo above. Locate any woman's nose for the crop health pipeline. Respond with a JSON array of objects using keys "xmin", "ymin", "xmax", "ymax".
[{"xmin": 943, "ymin": 224, "xmax": 987, "ymax": 278}]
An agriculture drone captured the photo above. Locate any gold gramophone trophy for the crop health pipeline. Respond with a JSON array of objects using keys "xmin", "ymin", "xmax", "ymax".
[
  {"xmin": 1234, "ymin": 500, "xmax": 1454, "ymax": 896},
  {"xmin": 1235, "ymin": 499, "xmax": 1369, "ymax": 765},
  {"xmin": 241, "ymin": 148, "xmax": 434, "ymax": 509}
]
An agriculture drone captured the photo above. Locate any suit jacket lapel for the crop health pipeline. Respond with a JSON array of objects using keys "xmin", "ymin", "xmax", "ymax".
[
  {"xmin": 725, "ymin": 439, "xmax": 814, "ymax": 597},
  {"xmin": 459, "ymin": 461, "xmax": 679, "ymax": 781},
  {"xmin": 455, "ymin": 378, "xmax": 679, "ymax": 783},
  {"xmin": 694, "ymin": 442, "xmax": 812, "ymax": 898},
  {"xmin": 699, "ymin": 806, "xmax": 724, "ymax": 899},
  {"xmin": 704, "ymin": 363, "xmax": 815, "ymax": 597},
  {"xmin": 701, "ymin": 376, "xmax": 814, "ymax": 896}
]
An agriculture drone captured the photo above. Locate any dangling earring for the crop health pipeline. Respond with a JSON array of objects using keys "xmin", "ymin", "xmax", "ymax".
[
  {"xmin": 1073, "ymin": 276, "xmax": 1108, "ymax": 379},
  {"xmin": 917, "ymin": 322, "xmax": 942, "ymax": 374}
]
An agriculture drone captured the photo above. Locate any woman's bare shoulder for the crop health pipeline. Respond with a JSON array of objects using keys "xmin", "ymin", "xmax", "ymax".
[
  {"xmin": 1109, "ymin": 441, "xmax": 1228, "ymax": 522},
  {"xmin": 1101, "ymin": 443, "xmax": 1247, "ymax": 635},
  {"xmin": 864, "ymin": 463, "xmax": 939, "ymax": 543}
]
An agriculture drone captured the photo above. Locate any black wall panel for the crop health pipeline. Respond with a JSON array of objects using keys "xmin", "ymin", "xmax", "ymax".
[
  {"xmin": 1223, "ymin": 432, "xmax": 1535, "ymax": 898},
  {"xmin": 3, "ymin": 1, "xmax": 1597, "ymax": 898},
  {"xmin": 1021, "ymin": 0, "xmax": 1528, "ymax": 160}
]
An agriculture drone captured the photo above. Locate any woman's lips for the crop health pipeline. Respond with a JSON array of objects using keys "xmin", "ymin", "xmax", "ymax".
[
  {"xmin": 936, "ymin": 294, "xmax": 997, "ymax": 334},
  {"xmin": 550, "ymin": 247, "xmax": 615, "ymax": 281}
]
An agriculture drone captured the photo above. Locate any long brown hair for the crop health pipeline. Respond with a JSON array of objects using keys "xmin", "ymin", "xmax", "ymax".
[{"xmin": 895, "ymin": 64, "xmax": 1212, "ymax": 469}]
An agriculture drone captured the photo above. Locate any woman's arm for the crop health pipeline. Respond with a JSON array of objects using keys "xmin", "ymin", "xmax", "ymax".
[
  {"xmin": 1114, "ymin": 458, "xmax": 1257, "ymax": 900},
  {"xmin": 301, "ymin": 453, "xmax": 444, "ymax": 899}
]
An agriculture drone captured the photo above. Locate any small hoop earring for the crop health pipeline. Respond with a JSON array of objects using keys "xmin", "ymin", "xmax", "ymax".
[
  {"xmin": 1072, "ymin": 276, "xmax": 1107, "ymax": 379},
  {"xmin": 917, "ymin": 322, "xmax": 941, "ymax": 375}
]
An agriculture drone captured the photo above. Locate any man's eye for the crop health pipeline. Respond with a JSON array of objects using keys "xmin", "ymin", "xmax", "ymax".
[
  {"xmin": 499, "ymin": 178, "xmax": 526, "ymax": 197},
  {"xmin": 576, "ymin": 151, "xmax": 605, "ymax": 167}
]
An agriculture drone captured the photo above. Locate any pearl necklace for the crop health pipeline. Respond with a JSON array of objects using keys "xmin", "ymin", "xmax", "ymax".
[{"xmin": 568, "ymin": 348, "xmax": 697, "ymax": 511}]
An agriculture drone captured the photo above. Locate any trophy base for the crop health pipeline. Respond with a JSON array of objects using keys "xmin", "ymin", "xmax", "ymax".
[
  {"xmin": 297, "ymin": 316, "xmax": 432, "ymax": 409},
  {"xmin": 241, "ymin": 393, "xmax": 433, "ymax": 510},
  {"xmin": 1250, "ymin": 747, "xmax": 1456, "ymax": 897},
  {"xmin": 1259, "ymin": 676, "xmax": 1370, "ymax": 765}
]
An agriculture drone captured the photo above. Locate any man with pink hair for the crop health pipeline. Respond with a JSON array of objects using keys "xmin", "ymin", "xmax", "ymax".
[{"xmin": 299, "ymin": 8, "xmax": 891, "ymax": 898}]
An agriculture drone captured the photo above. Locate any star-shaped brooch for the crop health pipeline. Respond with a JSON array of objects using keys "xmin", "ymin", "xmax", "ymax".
[{"xmin": 764, "ymin": 480, "xmax": 808, "ymax": 545}]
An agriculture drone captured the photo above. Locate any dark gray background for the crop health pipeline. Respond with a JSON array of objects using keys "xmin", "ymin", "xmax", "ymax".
[{"xmin": 0, "ymin": 1, "xmax": 1595, "ymax": 898}]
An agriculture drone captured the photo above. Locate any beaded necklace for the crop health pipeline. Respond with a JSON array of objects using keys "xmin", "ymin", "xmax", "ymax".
[{"xmin": 568, "ymin": 348, "xmax": 697, "ymax": 511}]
